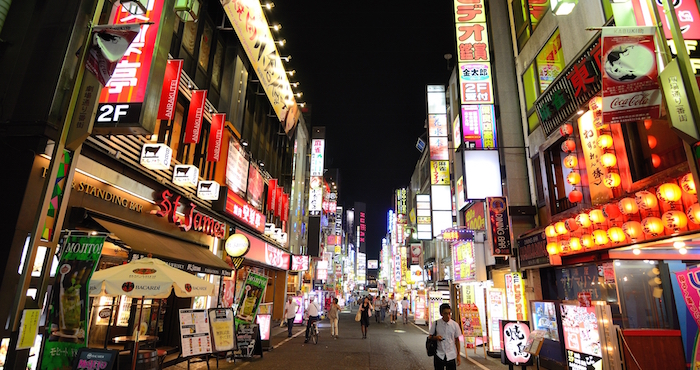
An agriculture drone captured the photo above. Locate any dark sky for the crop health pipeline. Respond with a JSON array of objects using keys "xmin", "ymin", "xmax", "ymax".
[{"xmin": 273, "ymin": 2, "xmax": 456, "ymax": 260}]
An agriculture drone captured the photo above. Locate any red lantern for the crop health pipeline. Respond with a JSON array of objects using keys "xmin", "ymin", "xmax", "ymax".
[
  {"xmin": 564, "ymin": 218, "xmax": 579, "ymax": 232},
  {"xmin": 681, "ymin": 173, "xmax": 696, "ymax": 195},
  {"xmin": 555, "ymin": 221, "xmax": 568, "ymax": 235},
  {"xmin": 589, "ymin": 209, "xmax": 606, "ymax": 224},
  {"xmin": 569, "ymin": 237, "xmax": 582, "ymax": 251},
  {"xmin": 687, "ymin": 203, "xmax": 700, "ymax": 224},
  {"xmin": 647, "ymin": 135, "xmax": 657, "ymax": 149},
  {"xmin": 568, "ymin": 189, "xmax": 583, "ymax": 203},
  {"xmin": 642, "ymin": 217, "xmax": 664, "ymax": 236},
  {"xmin": 657, "ymin": 183, "xmax": 682, "ymax": 203},
  {"xmin": 622, "ymin": 221, "xmax": 644, "ymax": 240},
  {"xmin": 597, "ymin": 135, "xmax": 613, "ymax": 149},
  {"xmin": 545, "ymin": 225, "xmax": 558, "ymax": 238},
  {"xmin": 546, "ymin": 242, "xmax": 560, "ymax": 255},
  {"xmin": 561, "ymin": 139, "xmax": 576, "ymax": 153},
  {"xmin": 651, "ymin": 154, "xmax": 661, "ymax": 168},
  {"xmin": 581, "ymin": 234, "xmax": 594, "ymax": 248},
  {"xmin": 618, "ymin": 198, "xmax": 639, "ymax": 215},
  {"xmin": 603, "ymin": 173, "xmax": 621, "ymax": 188},
  {"xmin": 560, "ymin": 123, "xmax": 574, "ymax": 136},
  {"xmin": 564, "ymin": 155, "xmax": 578, "ymax": 169},
  {"xmin": 635, "ymin": 191, "xmax": 658, "ymax": 210},
  {"xmin": 592, "ymin": 230, "xmax": 609, "ymax": 245},
  {"xmin": 567, "ymin": 172, "xmax": 581, "ymax": 185},
  {"xmin": 602, "ymin": 203, "xmax": 621, "ymax": 219},
  {"xmin": 608, "ymin": 227, "xmax": 627, "ymax": 243},
  {"xmin": 644, "ymin": 119, "xmax": 652, "ymax": 129},
  {"xmin": 576, "ymin": 213, "xmax": 591, "ymax": 228},
  {"xmin": 663, "ymin": 210, "xmax": 688, "ymax": 232}
]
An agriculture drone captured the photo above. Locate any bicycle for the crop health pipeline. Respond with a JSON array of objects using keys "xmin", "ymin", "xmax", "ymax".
[{"xmin": 310, "ymin": 319, "xmax": 319, "ymax": 344}]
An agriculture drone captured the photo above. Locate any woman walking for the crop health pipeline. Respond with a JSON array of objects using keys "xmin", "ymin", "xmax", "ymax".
[
  {"xmin": 359, "ymin": 296, "xmax": 373, "ymax": 339},
  {"xmin": 329, "ymin": 298, "xmax": 341, "ymax": 339}
]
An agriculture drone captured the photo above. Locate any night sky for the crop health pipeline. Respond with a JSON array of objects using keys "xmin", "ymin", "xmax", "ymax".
[{"xmin": 273, "ymin": 1, "xmax": 456, "ymax": 260}]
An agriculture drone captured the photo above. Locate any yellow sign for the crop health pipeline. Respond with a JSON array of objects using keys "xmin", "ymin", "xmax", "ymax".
[
  {"xmin": 210, "ymin": 321, "xmax": 234, "ymax": 350},
  {"xmin": 17, "ymin": 309, "xmax": 41, "ymax": 350},
  {"xmin": 430, "ymin": 161, "xmax": 450, "ymax": 185},
  {"xmin": 334, "ymin": 245, "xmax": 341, "ymax": 254},
  {"xmin": 578, "ymin": 111, "xmax": 613, "ymax": 205},
  {"xmin": 221, "ymin": 0, "xmax": 300, "ymax": 133}
]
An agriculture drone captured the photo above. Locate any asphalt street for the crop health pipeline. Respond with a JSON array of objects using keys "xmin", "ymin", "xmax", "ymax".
[{"xmin": 167, "ymin": 306, "xmax": 543, "ymax": 370}]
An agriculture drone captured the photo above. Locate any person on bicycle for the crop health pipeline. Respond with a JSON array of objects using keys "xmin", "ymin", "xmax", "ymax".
[{"xmin": 304, "ymin": 296, "xmax": 320, "ymax": 343}]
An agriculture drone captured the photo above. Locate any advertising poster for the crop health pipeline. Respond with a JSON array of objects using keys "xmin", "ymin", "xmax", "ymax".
[
  {"xmin": 459, "ymin": 62, "xmax": 493, "ymax": 104},
  {"xmin": 487, "ymin": 288, "xmax": 506, "ymax": 352},
  {"xmin": 208, "ymin": 308, "xmax": 235, "ymax": 352},
  {"xmin": 41, "ymin": 235, "xmax": 105, "ymax": 370},
  {"xmin": 459, "ymin": 303, "xmax": 483, "ymax": 337},
  {"xmin": 531, "ymin": 301, "xmax": 559, "ymax": 341},
  {"xmin": 235, "ymin": 272, "xmax": 268, "ymax": 325},
  {"xmin": 179, "ymin": 309, "xmax": 213, "ymax": 357},
  {"xmin": 292, "ymin": 296, "xmax": 304, "ymax": 324},
  {"xmin": 461, "ymin": 105, "xmax": 497, "ymax": 149},
  {"xmin": 560, "ymin": 304, "xmax": 603, "ymax": 369},
  {"xmin": 226, "ymin": 139, "xmax": 250, "ymax": 198},
  {"xmin": 601, "ymin": 26, "xmax": 661, "ymax": 123},
  {"xmin": 428, "ymin": 291, "xmax": 446, "ymax": 323},
  {"xmin": 452, "ymin": 241, "xmax": 476, "ymax": 283},
  {"xmin": 505, "ymin": 272, "xmax": 527, "ymax": 321},
  {"xmin": 430, "ymin": 160, "xmax": 450, "ymax": 185},
  {"xmin": 487, "ymin": 197, "xmax": 512, "ymax": 256},
  {"xmin": 500, "ymin": 321, "xmax": 532, "ymax": 365},
  {"xmin": 414, "ymin": 291, "xmax": 427, "ymax": 325},
  {"xmin": 255, "ymin": 314, "xmax": 271, "ymax": 341}
]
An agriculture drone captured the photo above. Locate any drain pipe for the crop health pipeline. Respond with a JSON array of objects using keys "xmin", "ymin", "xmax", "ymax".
[{"xmin": 0, "ymin": 0, "xmax": 11, "ymax": 36}]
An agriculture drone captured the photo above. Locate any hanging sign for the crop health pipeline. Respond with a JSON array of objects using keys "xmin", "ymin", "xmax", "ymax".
[
  {"xmin": 184, "ymin": 90, "xmax": 208, "ymax": 144},
  {"xmin": 157, "ymin": 59, "xmax": 183, "ymax": 120},
  {"xmin": 487, "ymin": 197, "xmax": 512, "ymax": 256},
  {"xmin": 207, "ymin": 113, "xmax": 225, "ymax": 162}
]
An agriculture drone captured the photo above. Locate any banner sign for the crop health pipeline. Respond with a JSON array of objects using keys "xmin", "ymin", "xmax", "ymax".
[
  {"xmin": 179, "ymin": 309, "xmax": 213, "ymax": 357},
  {"xmin": 463, "ymin": 202, "xmax": 485, "ymax": 230},
  {"xmin": 487, "ymin": 197, "xmax": 512, "ymax": 256},
  {"xmin": 41, "ymin": 235, "xmax": 105, "ymax": 370},
  {"xmin": 207, "ymin": 113, "xmax": 225, "ymax": 162},
  {"xmin": 267, "ymin": 179, "xmax": 278, "ymax": 213},
  {"xmin": 601, "ymin": 26, "xmax": 661, "ymax": 124},
  {"xmin": 157, "ymin": 59, "xmax": 183, "ymax": 120},
  {"xmin": 85, "ymin": 24, "xmax": 141, "ymax": 86},
  {"xmin": 235, "ymin": 272, "xmax": 268, "ymax": 326},
  {"xmin": 675, "ymin": 266, "xmax": 700, "ymax": 328},
  {"xmin": 184, "ymin": 90, "xmax": 208, "ymax": 144},
  {"xmin": 505, "ymin": 272, "xmax": 527, "ymax": 321},
  {"xmin": 442, "ymin": 228, "xmax": 475, "ymax": 242},
  {"xmin": 499, "ymin": 321, "xmax": 533, "ymax": 366}
]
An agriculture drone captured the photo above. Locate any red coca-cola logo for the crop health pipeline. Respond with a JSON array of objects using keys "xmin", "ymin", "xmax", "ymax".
[
  {"xmin": 122, "ymin": 282, "xmax": 135, "ymax": 292},
  {"xmin": 610, "ymin": 93, "xmax": 650, "ymax": 109},
  {"xmin": 185, "ymin": 283, "xmax": 192, "ymax": 292}
]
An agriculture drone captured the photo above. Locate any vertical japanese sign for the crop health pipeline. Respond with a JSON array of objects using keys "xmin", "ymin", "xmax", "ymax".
[
  {"xmin": 220, "ymin": 0, "xmax": 300, "ymax": 134},
  {"xmin": 41, "ymin": 235, "xmax": 105, "ymax": 370},
  {"xmin": 487, "ymin": 197, "xmax": 512, "ymax": 256},
  {"xmin": 454, "ymin": 0, "xmax": 492, "ymax": 104},
  {"xmin": 601, "ymin": 26, "xmax": 661, "ymax": 123},
  {"xmin": 452, "ymin": 241, "xmax": 475, "ymax": 282},
  {"xmin": 461, "ymin": 105, "xmax": 496, "ymax": 149},
  {"xmin": 500, "ymin": 321, "xmax": 532, "ymax": 365},
  {"xmin": 577, "ymin": 110, "xmax": 613, "ymax": 205},
  {"xmin": 427, "ymin": 86, "xmax": 452, "ymax": 237},
  {"xmin": 235, "ymin": 272, "xmax": 268, "ymax": 326},
  {"xmin": 504, "ymin": 272, "xmax": 527, "ymax": 321},
  {"xmin": 207, "ymin": 113, "xmax": 225, "ymax": 162},
  {"xmin": 309, "ymin": 139, "xmax": 325, "ymax": 216},
  {"xmin": 96, "ymin": 0, "xmax": 165, "ymax": 128},
  {"xmin": 157, "ymin": 59, "xmax": 184, "ymax": 121},
  {"xmin": 396, "ymin": 189, "xmax": 407, "ymax": 224},
  {"xmin": 184, "ymin": 90, "xmax": 208, "ymax": 144}
]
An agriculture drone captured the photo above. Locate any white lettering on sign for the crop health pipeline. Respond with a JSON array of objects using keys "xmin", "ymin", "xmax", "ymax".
[{"xmin": 97, "ymin": 104, "xmax": 130, "ymax": 122}]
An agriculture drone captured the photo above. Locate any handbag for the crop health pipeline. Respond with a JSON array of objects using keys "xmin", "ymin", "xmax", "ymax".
[
  {"xmin": 426, "ymin": 321, "xmax": 438, "ymax": 357},
  {"xmin": 355, "ymin": 309, "xmax": 361, "ymax": 322}
]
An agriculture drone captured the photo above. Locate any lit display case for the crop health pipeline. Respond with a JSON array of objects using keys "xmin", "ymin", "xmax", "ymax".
[{"xmin": 531, "ymin": 301, "xmax": 559, "ymax": 341}]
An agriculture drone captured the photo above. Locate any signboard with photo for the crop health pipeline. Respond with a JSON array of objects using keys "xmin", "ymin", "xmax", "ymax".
[
  {"xmin": 458, "ymin": 303, "xmax": 483, "ymax": 337},
  {"xmin": 179, "ymin": 309, "xmax": 213, "ymax": 357},
  {"xmin": 499, "ymin": 320, "xmax": 532, "ymax": 366},
  {"xmin": 235, "ymin": 272, "xmax": 268, "ymax": 325},
  {"xmin": 560, "ymin": 304, "xmax": 603, "ymax": 370},
  {"xmin": 246, "ymin": 163, "xmax": 264, "ymax": 210}
]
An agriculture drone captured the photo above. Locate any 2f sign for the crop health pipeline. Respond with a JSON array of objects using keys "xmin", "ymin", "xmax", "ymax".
[
  {"xmin": 94, "ymin": 103, "xmax": 142, "ymax": 126},
  {"xmin": 97, "ymin": 104, "xmax": 129, "ymax": 122}
]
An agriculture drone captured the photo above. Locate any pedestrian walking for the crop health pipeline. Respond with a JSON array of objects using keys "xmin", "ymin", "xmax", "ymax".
[
  {"xmin": 328, "ymin": 297, "xmax": 341, "ymax": 339},
  {"xmin": 401, "ymin": 296, "xmax": 410, "ymax": 324},
  {"xmin": 283, "ymin": 296, "xmax": 298, "ymax": 337},
  {"xmin": 304, "ymin": 296, "xmax": 320, "ymax": 343},
  {"xmin": 428, "ymin": 303, "xmax": 461, "ymax": 370},
  {"xmin": 374, "ymin": 296, "xmax": 381, "ymax": 323},
  {"xmin": 380, "ymin": 296, "xmax": 388, "ymax": 322},
  {"xmin": 359, "ymin": 296, "xmax": 373, "ymax": 339},
  {"xmin": 389, "ymin": 296, "xmax": 398, "ymax": 324}
]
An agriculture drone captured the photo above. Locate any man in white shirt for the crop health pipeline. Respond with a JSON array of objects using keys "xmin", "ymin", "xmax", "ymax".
[
  {"xmin": 428, "ymin": 303, "xmax": 461, "ymax": 370},
  {"xmin": 304, "ymin": 296, "xmax": 320, "ymax": 343},
  {"xmin": 283, "ymin": 297, "xmax": 298, "ymax": 337},
  {"xmin": 389, "ymin": 297, "xmax": 398, "ymax": 324},
  {"xmin": 401, "ymin": 296, "xmax": 410, "ymax": 324}
]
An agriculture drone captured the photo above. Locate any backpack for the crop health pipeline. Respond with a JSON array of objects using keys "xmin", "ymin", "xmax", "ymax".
[{"xmin": 426, "ymin": 321, "xmax": 438, "ymax": 357}]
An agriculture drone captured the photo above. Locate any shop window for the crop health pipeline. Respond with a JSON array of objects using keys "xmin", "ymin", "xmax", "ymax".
[
  {"xmin": 555, "ymin": 263, "xmax": 619, "ymax": 304},
  {"xmin": 528, "ymin": 112, "xmax": 540, "ymax": 134},
  {"xmin": 230, "ymin": 55, "xmax": 248, "ymax": 134},
  {"xmin": 182, "ymin": 22, "xmax": 197, "ymax": 56},
  {"xmin": 544, "ymin": 138, "xmax": 576, "ymax": 215},
  {"xmin": 535, "ymin": 30, "xmax": 564, "ymax": 93},
  {"xmin": 523, "ymin": 63, "xmax": 539, "ymax": 111},
  {"xmin": 532, "ymin": 155, "xmax": 546, "ymax": 206},
  {"xmin": 614, "ymin": 260, "xmax": 678, "ymax": 329},
  {"xmin": 620, "ymin": 119, "xmax": 686, "ymax": 182},
  {"xmin": 198, "ymin": 22, "xmax": 213, "ymax": 72},
  {"xmin": 511, "ymin": 0, "xmax": 551, "ymax": 50}
]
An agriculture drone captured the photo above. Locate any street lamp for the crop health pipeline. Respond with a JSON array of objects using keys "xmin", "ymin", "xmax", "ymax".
[{"xmin": 550, "ymin": 0, "xmax": 578, "ymax": 15}]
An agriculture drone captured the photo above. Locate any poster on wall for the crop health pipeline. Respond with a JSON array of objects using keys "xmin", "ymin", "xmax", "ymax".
[
  {"xmin": 41, "ymin": 235, "xmax": 105, "ymax": 370},
  {"xmin": 487, "ymin": 197, "xmax": 512, "ymax": 256},
  {"xmin": 601, "ymin": 26, "xmax": 661, "ymax": 124},
  {"xmin": 560, "ymin": 304, "xmax": 603, "ymax": 369},
  {"xmin": 499, "ymin": 321, "xmax": 533, "ymax": 366},
  {"xmin": 235, "ymin": 272, "xmax": 268, "ymax": 325},
  {"xmin": 179, "ymin": 309, "xmax": 213, "ymax": 357}
]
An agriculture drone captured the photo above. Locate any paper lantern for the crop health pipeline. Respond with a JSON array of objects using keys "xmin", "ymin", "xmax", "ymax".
[
  {"xmin": 561, "ymin": 139, "xmax": 576, "ymax": 153},
  {"xmin": 651, "ymin": 154, "xmax": 661, "ymax": 168},
  {"xmin": 564, "ymin": 155, "xmax": 578, "ymax": 169},
  {"xmin": 622, "ymin": 221, "xmax": 644, "ymax": 240},
  {"xmin": 567, "ymin": 172, "xmax": 581, "ymax": 185},
  {"xmin": 618, "ymin": 198, "xmax": 639, "ymax": 215},
  {"xmin": 592, "ymin": 230, "xmax": 609, "ymax": 245},
  {"xmin": 597, "ymin": 135, "xmax": 613, "ymax": 149},
  {"xmin": 608, "ymin": 227, "xmax": 626, "ymax": 243},
  {"xmin": 546, "ymin": 242, "xmax": 560, "ymax": 255},
  {"xmin": 642, "ymin": 217, "xmax": 664, "ymax": 236},
  {"xmin": 589, "ymin": 96, "xmax": 602, "ymax": 111},
  {"xmin": 657, "ymin": 183, "xmax": 682, "ymax": 203},
  {"xmin": 663, "ymin": 210, "xmax": 688, "ymax": 231},
  {"xmin": 555, "ymin": 221, "xmax": 568, "ymax": 235},
  {"xmin": 564, "ymin": 218, "xmax": 579, "ymax": 232},
  {"xmin": 545, "ymin": 225, "xmax": 558, "ymax": 238},
  {"xmin": 647, "ymin": 135, "xmax": 657, "ymax": 149},
  {"xmin": 569, "ymin": 237, "xmax": 582, "ymax": 251},
  {"xmin": 600, "ymin": 153, "xmax": 617, "ymax": 168},
  {"xmin": 575, "ymin": 213, "xmax": 591, "ymax": 228},
  {"xmin": 603, "ymin": 173, "xmax": 621, "ymax": 188},
  {"xmin": 687, "ymin": 203, "xmax": 700, "ymax": 224},
  {"xmin": 635, "ymin": 191, "xmax": 658, "ymax": 210},
  {"xmin": 560, "ymin": 123, "xmax": 574, "ymax": 136},
  {"xmin": 581, "ymin": 234, "xmax": 594, "ymax": 248},
  {"xmin": 602, "ymin": 203, "xmax": 621, "ymax": 219},
  {"xmin": 559, "ymin": 240, "xmax": 570, "ymax": 253},
  {"xmin": 644, "ymin": 119, "xmax": 652, "ymax": 129},
  {"xmin": 589, "ymin": 209, "xmax": 606, "ymax": 224},
  {"xmin": 568, "ymin": 189, "xmax": 583, "ymax": 203},
  {"xmin": 681, "ymin": 173, "xmax": 696, "ymax": 195}
]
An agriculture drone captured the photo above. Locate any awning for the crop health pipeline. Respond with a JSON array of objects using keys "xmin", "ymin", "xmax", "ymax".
[{"xmin": 94, "ymin": 218, "xmax": 232, "ymax": 276}]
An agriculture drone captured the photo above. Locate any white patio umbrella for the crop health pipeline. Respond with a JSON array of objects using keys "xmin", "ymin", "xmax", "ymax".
[{"xmin": 89, "ymin": 257, "xmax": 216, "ymax": 370}]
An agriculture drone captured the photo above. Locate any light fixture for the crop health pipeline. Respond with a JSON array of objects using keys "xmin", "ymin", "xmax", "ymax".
[
  {"xmin": 295, "ymin": 92, "xmax": 303, "ymax": 98},
  {"xmin": 633, "ymin": 247, "xmax": 641, "ymax": 255},
  {"xmin": 174, "ymin": 0, "xmax": 201, "ymax": 22},
  {"xmin": 299, "ymin": 102, "xmax": 306, "ymax": 107},
  {"xmin": 674, "ymin": 241, "xmax": 686, "ymax": 249},
  {"xmin": 263, "ymin": 2, "xmax": 275, "ymax": 9},
  {"xmin": 551, "ymin": 0, "xmax": 578, "ymax": 15},
  {"xmin": 577, "ymin": 109, "xmax": 584, "ymax": 115},
  {"xmin": 286, "ymin": 70, "xmax": 295, "ymax": 76},
  {"xmin": 259, "ymin": 161, "xmax": 265, "ymax": 167},
  {"xmin": 270, "ymin": 24, "xmax": 282, "ymax": 31},
  {"xmin": 120, "ymin": 0, "xmax": 148, "ymax": 14},
  {"xmin": 276, "ymin": 39, "xmax": 286, "ymax": 46},
  {"xmin": 679, "ymin": 247, "xmax": 688, "ymax": 255},
  {"xmin": 280, "ymin": 55, "xmax": 292, "ymax": 62},
  {"xmin": 290, "ymin": 82, "xmax": 300, "ymax": 87},
  {"xmin": 545, "ymin": 225, "xmax": 558, "ymax": 238},
  {"xmin": 241, "ymin": 140, "xmax": 248, "ymax": 147}
]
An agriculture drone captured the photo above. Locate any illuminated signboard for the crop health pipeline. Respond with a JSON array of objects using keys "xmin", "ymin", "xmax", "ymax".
[
  {"xmin": 172, "ymin": 165, "xmax": 198, "ymax": 187},
  {"xmin": 226, "ymin": 138, "xmax": 249, "ymax": 199},
  {"xmin": 310, "ymin": 139, "xmax": 325, "ymax": 176},
  {"xmin": 308, "ymin": 177, "xmax": 323, "ymax": 215},
  {"xmin": 441, "ymin": 228, "xmax": 474, "ymax": 242},
  {"xmin": 461, "ymin": 104, "xmax": 497, "ymax": 149},
  {"xmin": 416, "ymin": 194, "xmax": 432, "ymax": 240},
  {"xmin": 458, "ymin": 62, "xmax": 493, "ymax": 104},
  {"xmin": 452, "ymin": 241, "xmax": 475, "ymax": 282},
  {"xmin": 427, "ymin": 85, "xmax": 452, "ymax": 239},
  {"xmin": 395, "ymin": 189, "xmax": 407, "ymax": 224},
  {"xmin": 221, "ymin": 0, "xmax": 300, "ymax": 133},
  {"xmin": 218, "ymin": 188, "xmax": 266, "ymax": 233},
  {"xmin": 140, "ymin": 143, "xmax": 171, "ymax": 170}
]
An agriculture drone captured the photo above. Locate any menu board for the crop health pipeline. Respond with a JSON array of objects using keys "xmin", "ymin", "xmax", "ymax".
[
  {"xmin": 208, "ymin": 308, "xmax": 235, "ymax": 352},
  {"xmin": 72, "ymin": 348, "xmax": 118, "ymax": 370},
  {"xmin": 179, "ymin": 309, "xmax": 213, "ymax": 357},
  {"xmin": 560, "ymin": 304, "xmax": 603, "ymax": 370},
  {"xmin": 234, "ymin": 323, "xmax": 262, "ymax": 358},
  {"xmin": 256, "ymin": 314, "xmax": 271, "ymax": 341}
]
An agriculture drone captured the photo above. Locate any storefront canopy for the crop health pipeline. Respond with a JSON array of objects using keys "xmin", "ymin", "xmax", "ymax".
[{"xmin": 94, "ymin": 217, "xmax": 232, "ymax": 276}]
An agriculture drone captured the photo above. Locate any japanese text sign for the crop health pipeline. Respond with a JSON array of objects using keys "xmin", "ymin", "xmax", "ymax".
[
  {"xmin": 499, "ymin": 321, "xmax": 532, "ymax": 366},
  {"xmin": 452, "ymin": 241, "xmax": 476, "ymax": 282},
  {"xmin": 310, "ymin": 139, "xmax": 325, "ymax": 177},
  {"xmin": 222, "ymin": 188, "xmax": 266, "ymax": 233},
  {"xmin": 462, "ymin": 104, "xmax": 497, "ymax": 149},
  {"xmin": 675, "ymin": 265, "xmax": 700, "ymax": 328},
  {"xmin": 487, "ymin": 197, "xmax": 512, "ymax": 256}
]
